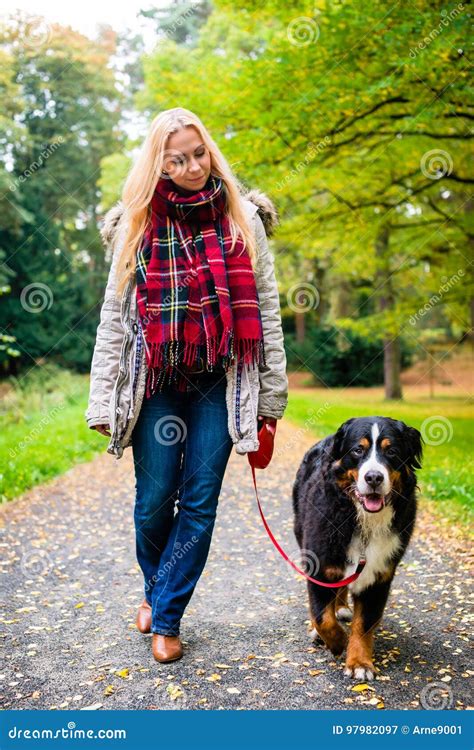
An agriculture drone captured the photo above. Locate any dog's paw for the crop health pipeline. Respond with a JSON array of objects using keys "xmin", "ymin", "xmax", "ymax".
[
  {"xmin": 336, "ymin": 606, "xmax": 353, "ymax": 622},
  {"xmin": 309, "ymin": 627, "xmax": 324, "ymax": 644},
  {"xmin": 309, "ymin": 624, "xmax": 347, "ymax": 656},
  {"xmin": 327, "ymin": 627, "xmax": 348, "ymax": 657},
  {"xmin": 343, "ymin": 664, "xmax": 375, "ymax": 681}
]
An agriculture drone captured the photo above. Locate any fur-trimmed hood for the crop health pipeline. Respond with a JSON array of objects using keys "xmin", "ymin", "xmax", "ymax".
[{"xmin": 100, "ymin": 187, "xmax": 278, "ymax": 250}]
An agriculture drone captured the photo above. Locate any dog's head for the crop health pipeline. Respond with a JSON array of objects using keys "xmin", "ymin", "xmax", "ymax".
[{"xmin": 331, "ymin": 416, "xmax": 423, "ymax": 513}]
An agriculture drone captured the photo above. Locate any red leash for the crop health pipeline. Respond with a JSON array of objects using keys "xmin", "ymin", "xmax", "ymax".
[{"xmin": 249, "ymin": 420, "xmax": 366, "ymax": 589}]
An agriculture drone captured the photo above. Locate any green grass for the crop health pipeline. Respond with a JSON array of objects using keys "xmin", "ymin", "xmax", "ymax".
[
  {"xmin": 285, "ymin": 386, "xmax": 473, "ymax": 531},
  {"xmin": 0, "ymin": 364, "xmax": 108, "ymax": 503},
  {"xmin": 1, "ymin": 365, "xmax": 473, "ymax": 535}
]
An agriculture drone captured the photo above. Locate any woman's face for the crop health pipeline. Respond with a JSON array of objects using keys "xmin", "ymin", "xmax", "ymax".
[{"xmin": 162, "ymin": 127, "xmax": 212, "ymax": 191}]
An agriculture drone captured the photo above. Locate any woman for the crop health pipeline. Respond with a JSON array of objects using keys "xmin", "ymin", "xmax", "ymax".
[{"xmin": 85, "ymin": 107, "xmax": 288, "ymax": 663}]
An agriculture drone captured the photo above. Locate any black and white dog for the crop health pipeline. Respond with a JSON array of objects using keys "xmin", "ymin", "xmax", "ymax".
[{"xmin": 292, "ymin": 416, "xmax": 423, "ymax": 680}]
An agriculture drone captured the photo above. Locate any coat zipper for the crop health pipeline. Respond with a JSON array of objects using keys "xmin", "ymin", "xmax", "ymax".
[
  {"xmin": 244, "ymin": 363, "xmax": 258, "ymax": 426},
  {"xmin": 110, "ymin": 278, "xmax": 133, "ymax": 448}
]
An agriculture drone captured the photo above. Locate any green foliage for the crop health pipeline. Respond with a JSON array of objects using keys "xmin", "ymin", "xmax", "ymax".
[
  {"xmin": 139, "ymin": 0, "xmax": 213, "ymax": 46},
  {"xmin": 285, "ymin": 326, "xmax": 413, "ymax": 387},
  {"xmin": 136, "ymin": 0, "xmax": 472, "ymax": 370},
  {"xmin": 98, "ymin": 152, "xmax": 132, "ymax": 211},
  {"xmin": 0, "ymin": 15, "xmax": 125, "ymax": 373},
  {"xmin": 0, "ymin": 365, "xmax": 105, "ymax": 502}
]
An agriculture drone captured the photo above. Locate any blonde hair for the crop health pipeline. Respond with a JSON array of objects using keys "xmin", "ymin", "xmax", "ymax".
[{"xmin": 114, "ymin": 107, "xmax": 257, "ymax": 298}]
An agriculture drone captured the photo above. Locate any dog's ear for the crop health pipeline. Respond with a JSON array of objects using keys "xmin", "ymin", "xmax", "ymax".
[
  {"xmin": 405, "ymin": 425, "xmax": 423, "ymax": 470},
  {"xmin": 332, "ymin": 417, "xmax": 357, "ymax": 459},
  {"xmin": 394, "ymin": 421, "xmax": 423, "ymax": 470},
  {"xmin": 320, "ymin": 436, "xmax": 338, "ymax": 479}
]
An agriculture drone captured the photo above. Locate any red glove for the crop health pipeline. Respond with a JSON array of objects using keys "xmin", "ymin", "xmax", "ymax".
[{"xmin": 248, "ymin": 415, "xmax": 277, "ymax": 470}]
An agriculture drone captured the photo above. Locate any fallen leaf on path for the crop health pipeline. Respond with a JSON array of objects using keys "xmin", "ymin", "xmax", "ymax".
[
  {"xmin": 206, "ymin": 673, "xmax": 222, "ymax": 682},
  {"xmin": 167, "ymin": 684, "xmax": 184, "ymax": 700},
  {"xmin": 351, "ymin": 683, "xmax": 375, "ymax": 692},
  {"xmin": 81, "ymin": 703, "xmax": 103, "ymax": 710}
]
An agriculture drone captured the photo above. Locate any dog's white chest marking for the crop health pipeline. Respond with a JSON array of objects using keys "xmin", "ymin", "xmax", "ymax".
[{"xmin": 344, "ymin": 504, "xmax": 401, "ymax": 596}]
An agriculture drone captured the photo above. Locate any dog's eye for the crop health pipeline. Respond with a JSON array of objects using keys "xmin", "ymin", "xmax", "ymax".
[
  {"xmin": 351, "ymin": 446, "xmax": 365, "ymax": 457},
  {"xmin": 385, "ymin": 447, "xmax": 397, "ymax": 457}
]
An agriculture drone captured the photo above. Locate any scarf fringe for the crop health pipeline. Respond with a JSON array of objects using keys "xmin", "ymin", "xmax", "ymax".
[{"xmin": 144, "ymin": 333, "xmax": 266, "ymax": 399}]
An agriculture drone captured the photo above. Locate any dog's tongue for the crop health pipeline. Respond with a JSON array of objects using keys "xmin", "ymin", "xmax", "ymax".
[{"xmin": 363, "ymin": 494, "xmax": 384, "ymax": 512}]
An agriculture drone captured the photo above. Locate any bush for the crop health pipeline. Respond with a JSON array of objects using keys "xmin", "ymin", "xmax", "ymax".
[{"xmin": 285, "ymin": 326, "xmax": 413, "ymax": 387}]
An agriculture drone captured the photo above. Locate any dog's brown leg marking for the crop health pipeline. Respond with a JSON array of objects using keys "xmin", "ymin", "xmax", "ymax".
[
  {"xmin": 376, "ymin": 565, "xmax": 396, "ymax": 584},
  {"xmin": 313, "ymin": 599, "xmax": 348, "ymax": 657},
  {"xmin": 336, "ymin": 586, "xmax": 348, "ymax": 610},
  {"xmin": 324, "ymin": 565, "xmax": 345, "ymax": 582},
  {"xmin": 345, "ymin": 598, "xmax": 377, "ymax": 674}
]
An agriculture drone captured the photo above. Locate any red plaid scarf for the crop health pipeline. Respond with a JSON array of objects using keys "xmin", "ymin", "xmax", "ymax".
[{"xmin": 136, "ymin": 175, "xmax": 266, "ymax": 397}]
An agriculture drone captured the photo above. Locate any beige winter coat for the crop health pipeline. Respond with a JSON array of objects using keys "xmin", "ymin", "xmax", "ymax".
[{"xmin": 85, "ymin": 191, "xmax": 288, "ymax": 459}]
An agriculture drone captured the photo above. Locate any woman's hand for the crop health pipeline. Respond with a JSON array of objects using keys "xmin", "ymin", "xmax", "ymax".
[
  {"xmin": 257, "ymin": 414, "xmax": 277, "ymax": 431},
  {"xmin": 91, "ymin": 424, "xmax": 111, "ymax": 437}
]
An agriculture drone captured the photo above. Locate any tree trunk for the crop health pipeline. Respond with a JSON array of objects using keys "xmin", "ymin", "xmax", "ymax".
[
  {"xmin": 295, "ymin": 309, "xmax": 305, "ymax": 343},
  {"xmin": 331, "ymin": 278, "xmax": 352, "ymax": 319},
  {"xmin": 383, "ymin": 335, "xmax": 402, "ymax": 399},
  {"xmin": 375, "ymin": 223, "xmax": 403, "ymax": 400},
  {"xmin": 314, "ymin": 264, "xmax": 326, "ymax": 324}
]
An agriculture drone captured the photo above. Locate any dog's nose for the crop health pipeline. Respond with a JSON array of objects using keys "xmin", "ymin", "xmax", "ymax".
[{"xmin": 365, "ymin": 470, "xmax": 384, "ymax": 488}]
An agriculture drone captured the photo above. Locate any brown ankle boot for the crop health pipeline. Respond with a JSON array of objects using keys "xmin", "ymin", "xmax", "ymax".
[
  {"xmin": 152, "ymin": 634, "xmax": 183, "ymax": 663},
  {"xmin": 136, "ymin": 599, "xmax": 152, "ymax": 634}
]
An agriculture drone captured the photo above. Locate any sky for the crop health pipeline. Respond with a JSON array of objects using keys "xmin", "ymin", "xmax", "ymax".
[{"xmin": 2, "ymin": 0, "xmax": 164, "ymax": 50}]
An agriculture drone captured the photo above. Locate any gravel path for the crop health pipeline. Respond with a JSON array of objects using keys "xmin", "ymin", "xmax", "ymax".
[{"xmin": 0, "ymin": 418, "xmax": 472, "ymax": 711}]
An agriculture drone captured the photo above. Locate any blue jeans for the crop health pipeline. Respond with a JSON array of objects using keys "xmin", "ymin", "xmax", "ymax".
[{"xmin": 131, "ymin": 370, "xmax": 233, "ymax": 636}]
